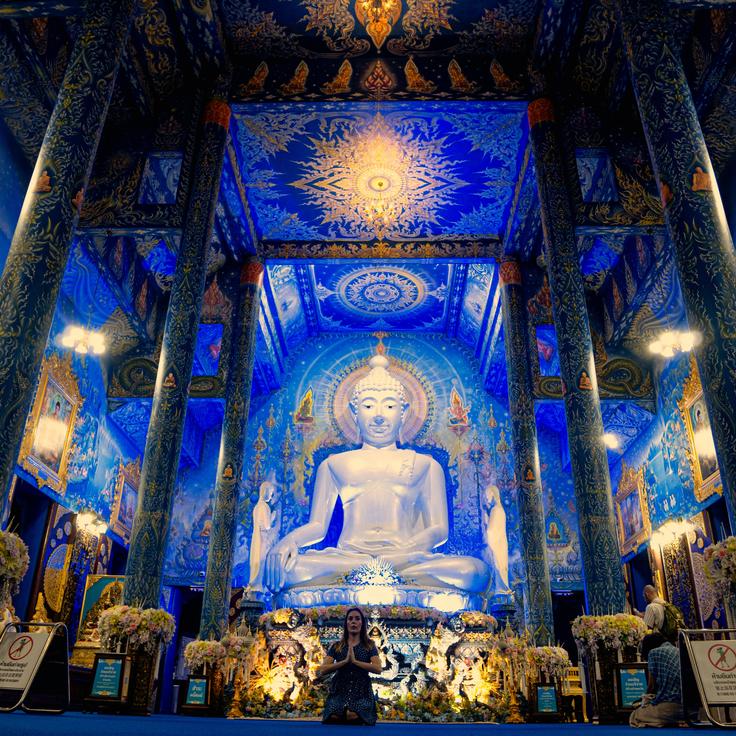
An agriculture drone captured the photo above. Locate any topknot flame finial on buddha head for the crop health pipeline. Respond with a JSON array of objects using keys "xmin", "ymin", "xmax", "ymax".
[{"xmin": 350, "ymin": 353, "xmax": 408, "ymax": 413}]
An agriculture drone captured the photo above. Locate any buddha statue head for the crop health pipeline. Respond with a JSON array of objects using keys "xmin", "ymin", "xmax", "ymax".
[{"xmin": 350, "ymin": 354, "xmax": 409, "ymax": 447}]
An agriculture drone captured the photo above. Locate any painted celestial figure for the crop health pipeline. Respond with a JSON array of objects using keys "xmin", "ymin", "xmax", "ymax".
[
  {"xmin": 482, "ymin": 484, "xmax": 510, "ymax": 592},
  {"xmin": 264, "ymin": 353, "xmax": 490, "ymax": 594},
  {"xmin": 248, "ymin": 475, "xmax": 280, "ymax": 591}
]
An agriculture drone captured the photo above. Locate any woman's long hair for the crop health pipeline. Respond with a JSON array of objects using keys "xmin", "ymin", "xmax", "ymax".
[{"xmin": 335, "ymin": 607, "xmax": 372, "ymax": 654}]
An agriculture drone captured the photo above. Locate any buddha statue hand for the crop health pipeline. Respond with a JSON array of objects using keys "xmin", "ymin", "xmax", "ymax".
[{"xmin": 265, "ymin": 538, "xmax": 299, "ymax": 592}]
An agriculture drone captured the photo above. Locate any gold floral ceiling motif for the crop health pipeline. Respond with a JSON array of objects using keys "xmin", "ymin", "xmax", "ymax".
[{"xmin": 291, "ymin": 111, "xmax": 468, "ymax": 239}]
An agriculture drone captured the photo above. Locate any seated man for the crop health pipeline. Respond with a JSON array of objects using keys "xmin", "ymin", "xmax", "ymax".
[
  {"xmin": 264, "ymin": 353, "xmax": 490, "ymax": 595},
  {"xmin": 630, "ymin": 633, "xmax": 683, "ymax": 728}
]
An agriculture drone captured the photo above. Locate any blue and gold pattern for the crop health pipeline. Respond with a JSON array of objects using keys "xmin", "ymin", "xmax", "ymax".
[
  {"xmin": 124, "ymin": 95, "xmax": 232, "ymax": 608},
  {"xmin": 0, "ymin": 0, "xmax": 137, "ymax": 518},
  {"xmin": 231, "ymin": 102, "xmax": 526, "ymax": 243},
  {"xmin": 618, "ymin": 0, "xmax": 736, "ymax": 520},
  {"xmin": 500, "ymin": 258, "xmax": 554, "ymax": 641},
  {"xmin": 528, "ymin": 97, "xmax": 626, "ymax": 615},
  {"xmin": 200, "ymin": 261, "xmax": 263, "ymax": 640}
]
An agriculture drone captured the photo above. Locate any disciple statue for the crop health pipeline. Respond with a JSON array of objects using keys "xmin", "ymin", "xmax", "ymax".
[
  {"xmin": 482, "ymin": 484, "xmax": 510, "ymax": 592},
  {"xmin": 248, "ymin": 476, "xmax": 281, "ymax": 591},
  {"xmin": 264, "ymin": 353, "xmax": 490, "ymax": 594}
]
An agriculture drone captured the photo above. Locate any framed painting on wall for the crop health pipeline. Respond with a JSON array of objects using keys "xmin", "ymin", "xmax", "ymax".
[
  {"xmin": 615, "ymin": 462, "xmax": 651, "ymax": 556},
  {"xmin": 678, "ymin": 355, "xmax": 722, "ymax": 502},
  {"xmin": 109, "ymin": 459, "xmax": 140, "ymax": 543},
  {"xmin": 18, "ymin": 353, "xmax": 82, "ymax": 495}
]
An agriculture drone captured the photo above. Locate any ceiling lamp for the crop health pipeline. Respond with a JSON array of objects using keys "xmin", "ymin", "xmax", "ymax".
[
  {"xmin": 650, "ymin": 518, "xmax": 693, "ymax": 548},
  {"xmin": 60, "ymin": 325, "xmax": 106, "ymax": 355},
  {"xmin": 648, "ymin": 330, "xmax": 699, "ymax": 358},
  {"xmin": 602, "ymin": 433, "xmax": 620, "ymax": 450}
]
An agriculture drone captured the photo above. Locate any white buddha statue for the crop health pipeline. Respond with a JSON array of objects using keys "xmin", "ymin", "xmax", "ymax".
[
  {"xmin": 264, "ymin": 353, "xmax": 490, "ymax": 595},
  {"xmin": 248, "ymin": 476, "xmax": 280, "ymax": 591}
]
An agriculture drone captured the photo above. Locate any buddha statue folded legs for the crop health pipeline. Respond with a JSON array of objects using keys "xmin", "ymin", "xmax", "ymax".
[{"xmin": 264, "ymin": 353, "xmax": 496, "ymax": 602}]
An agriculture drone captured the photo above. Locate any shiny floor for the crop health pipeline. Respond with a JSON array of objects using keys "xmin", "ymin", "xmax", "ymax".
[{"xmin": 0, "ymin": 712, "xmax": 726, "ymax": 735}]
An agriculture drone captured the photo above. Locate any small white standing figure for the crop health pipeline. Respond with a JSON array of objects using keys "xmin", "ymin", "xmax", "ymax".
[
  {"xmin": 248, "ymin": 476, "xmax": 280, "ymax": 591},
  {"xmin": 482, "ymin": 484, "xmax": 510, "ymax": 592}
]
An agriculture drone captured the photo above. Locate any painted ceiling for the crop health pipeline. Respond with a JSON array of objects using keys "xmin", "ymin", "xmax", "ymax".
[
  {"xmin": 231, "ymin": 101, "xmax": 527, "ymax": 245},
  {"xmin": 221, "ymin": 0, "xmax": 539, "ymax": 60},
  {"xmin": 1, "ymin": 0, "xmax": 732, "ymax": 500}
]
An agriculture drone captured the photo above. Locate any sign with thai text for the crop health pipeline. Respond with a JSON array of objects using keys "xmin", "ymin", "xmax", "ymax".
[
  {"xmin": 0, "ymin": 632, "xmax": 48, "ymax": 691},
  {"xmin": 690, "ymin": 641, "xmax": 736, "ymax": 705}
]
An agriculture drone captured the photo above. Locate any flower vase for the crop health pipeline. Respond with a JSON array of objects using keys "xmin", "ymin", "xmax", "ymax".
[
  {"xmin": 128, "ymin": 644, "xmax": 159, "ymax": 715},
  {"xmin": 588, "ymin": 644, "xmax": 618, "ymax": 724},
  {"xmin": 210, "ymin": 662, "xmax": 225, "ymax": 716}
]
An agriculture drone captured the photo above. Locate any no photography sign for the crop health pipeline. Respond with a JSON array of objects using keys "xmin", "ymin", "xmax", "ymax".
[
  {"xmin": 0, "ymin": 632, "xmax": 48, "ymax": 691},
  {"xmin": 690, "ymin": 641, "xmax": 736, "ymax": 705}
]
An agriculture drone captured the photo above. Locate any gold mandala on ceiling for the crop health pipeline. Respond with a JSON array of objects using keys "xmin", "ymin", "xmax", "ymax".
[{"xmin": 291, "ymin": 112, "xmax": 467, "ymax": 239}]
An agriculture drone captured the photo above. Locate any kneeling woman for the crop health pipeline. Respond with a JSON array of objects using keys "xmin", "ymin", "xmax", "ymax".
[{"xmin": 318, "ymin": 607, "xmax": 382, "ymax": 725}]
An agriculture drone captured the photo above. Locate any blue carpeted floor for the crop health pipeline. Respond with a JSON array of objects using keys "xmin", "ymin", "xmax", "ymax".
[{"xmin": 0, "ymin": 713, "xmax": 729, "ymax": 736}]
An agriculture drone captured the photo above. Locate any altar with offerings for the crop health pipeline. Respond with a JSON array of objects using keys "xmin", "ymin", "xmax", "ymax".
[{"xmin": 214, "ymin": 605, "xmax": 569, "ymax": 722}]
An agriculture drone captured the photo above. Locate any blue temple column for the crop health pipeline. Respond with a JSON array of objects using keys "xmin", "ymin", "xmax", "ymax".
[
  {"xmin": 0, "ymin": 0, "xmax": 136, "ymax": 522},
  {"xmin": 199, "ymin": 259, "xmax": 263, "ymax": 641},
  {"xmin": 528, "ymin": 98, "xmax": 627, "ymax": 614},
  {"xmin": 499, "ymin": 257, "xmax": 554, "ymax": 642},
  {"xmin": 618, "ymin": 0, "xmax": 736, "ymax": 522},
  {"xmin": 124, "ymin": 93, "xmax": 232, "ymax": 608}
]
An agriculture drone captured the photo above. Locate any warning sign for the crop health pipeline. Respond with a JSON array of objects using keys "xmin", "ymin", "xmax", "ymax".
[
  {"xmin": 0, "ymin": 632, "xmax": 48, "ymax": 691},
  {"xmin": 690, "ymin": 641, "xmax": 736, "ymax": 704}
]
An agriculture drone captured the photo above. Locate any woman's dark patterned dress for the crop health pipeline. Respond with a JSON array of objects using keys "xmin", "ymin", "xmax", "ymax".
[{"xmin": 322, "ymin": 642, "xmax": 378, "ymax": 725}]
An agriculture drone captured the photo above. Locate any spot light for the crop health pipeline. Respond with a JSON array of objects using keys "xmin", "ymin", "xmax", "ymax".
[
  {"xmin": 648, "ymin": 330, "xmax": 699, "ymax": 358},
  {"xmin": 651, "ymin": 518, "xmax": 693, "ymax": 547},
  {"xmin": 602, "ymin": 433, "xmax": 620, "ymax": 450},
  {"xmin": 60, "ymin": 324, "xmax": 106, "ymax": 355}
]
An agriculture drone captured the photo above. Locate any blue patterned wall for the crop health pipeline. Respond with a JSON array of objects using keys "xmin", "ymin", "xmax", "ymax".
[
  {"xmin": 18, "ymin": 261, "xmax": 141, "ymax": 542},
  {"xmin": 537, "ymin": 424, "xmax": 583, "ymax": 590},
  {"xmin": 611, "ymin": 352, "xmax": 723, "ymax": 561},
  {"xmin": 164, "ymin": 429, "xmax": 221, "ymax": 587}
]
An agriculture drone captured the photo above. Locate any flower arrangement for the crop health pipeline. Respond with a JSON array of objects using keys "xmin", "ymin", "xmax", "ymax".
[
  {"xmin": 460, "ymin": 611, "xmax": 498, "ymax": 631},
  {"xmin": 98, "ymin": 605, "xmax": 175, "ymax": 654},
  {"xmin": 184, "ymin": 639, "xmax": 227, "ymax": 672},
  {"xmin": 527, "ymin": 646, "xmax": 571, "ymax": 680},
  {"xmin": 491, "ymin": 627, "xmax": 529, "ymax": 657},
  {"xmin": 571, "ymin": 613, "xmax": 648, "ymax": 653},
  {"xmin": 0, "ymin": 530, "xmax": 30, "ymax": 596},
  {"xmin": 221, "ymin": 633, "xmax": 251, "ymax": 661},
  {"xmin": 704, "ymin": 537, "xmax": 736, "ymax": 593}
]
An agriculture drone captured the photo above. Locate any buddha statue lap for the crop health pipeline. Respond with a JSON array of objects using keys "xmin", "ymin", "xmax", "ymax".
[{"xmin": 264, "ymin": 354, "xmax": 491, "ymax": 601}]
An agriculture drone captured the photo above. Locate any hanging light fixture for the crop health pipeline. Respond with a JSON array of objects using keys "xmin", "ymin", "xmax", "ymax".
[
  {"xmin": 648, "ymin": 330, "xmax": 699, "ymax": 358},
  {"xmin": 60, "ymin": 325, "xmax": 106, "ymax": 355},
  {"xmin": 60, "ymin": 266, "xmax": 107, "ymax": 355}
]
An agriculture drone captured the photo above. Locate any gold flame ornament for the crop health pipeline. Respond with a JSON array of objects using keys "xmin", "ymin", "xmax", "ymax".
[{"xmin": 356, "ymin": 0, "xmax": 401, "ymax": 51}]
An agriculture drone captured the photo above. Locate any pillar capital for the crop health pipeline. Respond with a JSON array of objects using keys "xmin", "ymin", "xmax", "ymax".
[
  {"xmin": 528, "ymin": 98, "xmax": 555, "ymax": 128},
  {"xmin": 203, "ymin": 98, "xmax": 231, "ymax": 129},
  {"xmin": 499, "ymin": 258, "xmax": 522, "ymax": 286},
  {"xmin": 240, "ymin": 258, "xmax": 264, "ymax": 286}
]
